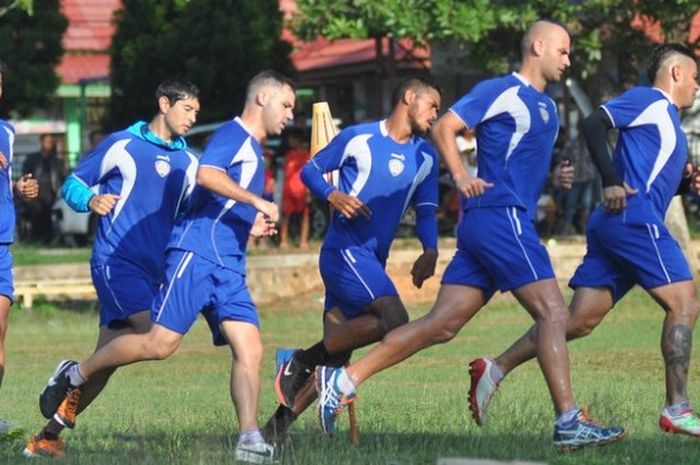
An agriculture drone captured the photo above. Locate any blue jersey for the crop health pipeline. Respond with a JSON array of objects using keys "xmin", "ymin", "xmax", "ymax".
[
  {"xmin": 170, "ymin": 117, "xmax": 265, "ymax": 271},
  {"xmin": 303, "ymin": 120, "xmax": 439, "ymax": 263},
  {"xmin": 0, "ymin": 120, "xmax": 15, "ymax": 244},
  {"xmin": 72, "ymin": 125, "xmax": 198, "ymax": 279},
  {"xmin": 596, "ymin": 86, "xmax": 687, "ymax": 226},
  {"xmin": 450, "ymin": 72, "xmax": 559, "ymax": 220}
]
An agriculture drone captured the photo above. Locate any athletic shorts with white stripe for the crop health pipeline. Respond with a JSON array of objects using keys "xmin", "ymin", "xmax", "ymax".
[
  {"xmin": 319, "ymin": 246, "xmax": 399, "ymax": 319},
  {"xmin": 441, "ymin": 207, "xmax": 555, "ymax": 299},
  {"xmin": 151, "ymin": 248, "xmax": 259, "ymax": 346},
  {"xmin": 569, "ymin": 215, "xmax": 692, "ymax": 303},
  {"xmin": 91, "ymin": 261, "xmax": 159, "ymax": 328}
]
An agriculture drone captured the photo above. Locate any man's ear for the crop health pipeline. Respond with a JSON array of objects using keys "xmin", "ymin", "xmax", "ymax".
[{"xmin": 157, "ymin": 95, "xmax": 171, "ymax": 113}]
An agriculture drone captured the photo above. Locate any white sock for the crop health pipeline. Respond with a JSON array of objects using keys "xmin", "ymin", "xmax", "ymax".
[
  {"xmin": 237, "ymin": 429, "xmax": 264, "ymax": 446},
  {"xmin": 335, "ymin": 368, "xmax": 356, "ymax": 396},
  {"xmin": 68, "ymin": 365, "xmax": 87, "ymax": 387},
  {"xmin": 555, "ymin": 407, "xmax": 580, "ymax": 427},
  {"xmin": 667, "ymin": 401, "xmax": 691, "ymax": 418}
]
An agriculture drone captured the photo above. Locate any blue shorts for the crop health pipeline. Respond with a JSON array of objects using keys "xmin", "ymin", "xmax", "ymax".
[
  {"xmin": 152, "ymin": 249, "xmax": 258, "ymax": 346},
  {"xmin": 442, "ymin": 207, "xmax": 555, "ymax": 299},
  {"xmin": 0, "ymin": 245, "xmax": 14, "ymax": 304},
  {"xmin": 570, "ymin": 220, "xmax": 692, "ymax": 303},
  {"xmin": 319, "ymin": 246, "xmax": 398, "ymax": 319},
  {"xmin": 91, "ymin": 262, "xmax": 159, "ymax": 328}
]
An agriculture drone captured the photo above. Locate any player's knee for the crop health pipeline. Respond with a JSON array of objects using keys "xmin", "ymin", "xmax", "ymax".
[
  {"xmin": 425, "ymin": 318, "xmax": 459, "ymax": 344},
  {"xmin": 378, "ymin": 308, "xmax": 409, "ymax": 335},
  {"xmin": 233, "ymin": 340, "xmax": 264, "ymax": 368},
  {"xmin": 144, "ymin": 337, "xmax": 178, "ymax": 360},
  {"xmin": 568, "ymin": 318, "xmax": 596, "ymax": 339},
  {"xmin": 539, "ymin": 305, "xmax": 568, "ymax": 329}
]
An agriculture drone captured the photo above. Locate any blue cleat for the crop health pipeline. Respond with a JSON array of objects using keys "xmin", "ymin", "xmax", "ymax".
[
  {"xmin": 553, "ymin": 409, "xmax": 625, "ymax": 451},
  {"xmin": 274, "ymin": 348, "xmax": 297, "ymax": 376},
  {"xmin": 315, "ymin": 366, "xmax": 355, "ymax": 437}
]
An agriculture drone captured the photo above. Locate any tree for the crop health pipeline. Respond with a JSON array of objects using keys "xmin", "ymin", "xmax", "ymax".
[
  {"xmin": 0, "ymin": 0, "xmax": 33, "ymax": 18},
  {"xmin": 0, "ymin": 0, "xmax": 66, "ymax": 118},
  {"xmin": 292, "ymin": 0, "xmax": 697, "ymax": 105},
  {"xmin": 108, "ymin": 0, "xmax": 294, "ymax": 129}
]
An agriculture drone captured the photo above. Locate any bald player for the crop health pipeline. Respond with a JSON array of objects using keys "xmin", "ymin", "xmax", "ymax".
[
  {"xmin": 471, "ymin": 42, "xmax": 700, "ymax": 439},
  {"xmin": 313, "ymin": 20, "xmax": 625, "ymax": 450}
]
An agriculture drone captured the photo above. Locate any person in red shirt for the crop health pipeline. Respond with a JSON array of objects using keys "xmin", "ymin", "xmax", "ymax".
[{"xmin": 280, "ymin": 128, "xmax": 310, "ymax": 250}]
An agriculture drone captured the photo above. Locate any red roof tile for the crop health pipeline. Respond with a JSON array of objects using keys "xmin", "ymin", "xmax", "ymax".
[{"xmin": 56, "ymin": 54, "xmax": 110, "ymax": 84}]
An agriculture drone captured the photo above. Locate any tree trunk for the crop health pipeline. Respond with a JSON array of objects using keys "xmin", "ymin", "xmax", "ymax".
[{"xmin": 665, "ymin": 196, "xmax": 698, "ymax": 277}]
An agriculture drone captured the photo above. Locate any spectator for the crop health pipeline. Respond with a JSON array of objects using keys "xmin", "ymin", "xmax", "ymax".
[
  {"xmin": 21, "ymin": 134, "xmax": 64, "ymax": 243},
  {"xmin": 559, "ymin": 129, "xmax": 598, "ymax": 235},
  {"xmin": 279, "ymin": 128, "xmax": 310, "ymax": 250}
]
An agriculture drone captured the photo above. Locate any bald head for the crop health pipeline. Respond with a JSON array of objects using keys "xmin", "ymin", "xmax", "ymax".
[{"xmin": 521, "ymin": 20, "xmax": 570, "ymax": 58}]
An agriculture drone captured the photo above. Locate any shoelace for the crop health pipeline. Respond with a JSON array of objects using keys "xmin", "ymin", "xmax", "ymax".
[
  {"xmin": 64, "ymin": 389, "xmax": 81, "ymax": 414},
  {"xmin": 579, "ymin": 408, "xmax": 603, "ymax": 428}
]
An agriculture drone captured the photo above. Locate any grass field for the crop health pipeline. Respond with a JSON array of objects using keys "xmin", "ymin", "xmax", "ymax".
[{"xmin": 0, "ymin": 289, "xmax": 699, "ymax": 464}]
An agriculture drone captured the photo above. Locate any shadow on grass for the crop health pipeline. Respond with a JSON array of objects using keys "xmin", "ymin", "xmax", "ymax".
[{"xmin": 1, "ymin": 427, "xmax": 699, "ymax": 465}]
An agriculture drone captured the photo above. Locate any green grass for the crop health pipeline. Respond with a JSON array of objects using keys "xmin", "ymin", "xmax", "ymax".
[
  {"xmin": 1, "ymin": 289, "xmax": 698, "ymax": 464},
  {"xmin": 11, "ymin": 244, "xmax": 91, "ymax": 266}
]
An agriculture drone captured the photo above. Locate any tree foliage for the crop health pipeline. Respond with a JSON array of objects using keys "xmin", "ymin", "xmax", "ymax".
[
  {"xmin": 108, "ymin": 0, "xmax": 294, "ymax": 129},
  {"xmin": 0, "ymin": 0, "xmax": 34, "ymax": 18},
  {"xmin": 292, "ymin": 0, "xmax": 698, "ymax": 103},
  {"xmin": 0, "ymin": 0, "xmax": 65, "ymax": 118}
]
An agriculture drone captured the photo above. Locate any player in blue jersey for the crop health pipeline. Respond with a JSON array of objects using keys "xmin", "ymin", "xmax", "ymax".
[
  {"xmin": 23, "ymin": 80, "xmax": 200, "ymax": 457},
  {"xmin": 469, "ymin": 43, "xmax": 700, "ymax": 438},
  {"xmin": 314, "ymin": 20, "xmax": 625, "ymax": 449},
  {"xmin": 0, "ymin": 61, "xmax": 40, "ymax": 437},
  {"xmin": 262, "ymin": 77, "xmax": 442, "ymax": 440},
  {"xmin": 36, "ymin": 70, "xmax": 292, "ymax": 464}
]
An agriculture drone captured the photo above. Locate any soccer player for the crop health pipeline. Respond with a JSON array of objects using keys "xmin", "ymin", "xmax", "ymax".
[
  {"xmin": 23, "ymin": 79, "xmax": 201, "ymax": 457},
  {"xmin": 0, "ymin": 61, "xmax": 39, "ymax": 436},
  {"xmin": 264, "ymin": 77, "xmax": 441, "ymax": 439},
  {"xmin": 314, "ymin": 20, "xmax": 626, "ymax": 450},
  {"xmin": 35, "ymin": 70, "xmax": 291, "ymax": 464},
  {"xmin": 469, "ymin": 43, "xmax": 700, "ymax": 438}
]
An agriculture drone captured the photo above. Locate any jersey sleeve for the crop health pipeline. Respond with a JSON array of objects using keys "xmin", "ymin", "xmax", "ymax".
[
  {"xmin": 600, "ymin": 87, "xmax": 649, "ymax": 129},
  {"xmin": 301, "ymin": 127, "xmax": 353, "ymax": 199},
  {"xmin": 199, "ymin": 125, "xmax": 237, "ymax": 171},
  {"xmin": 411, "ymin": 144, "xmax": 439, "ymax": 208},
  {"xmin": 71, "ymin": 134, "xmax": 121, "ymax": 186},
  {"xmin": 449, "ymin": 78, "xmax": 504, "ymax": 130}
]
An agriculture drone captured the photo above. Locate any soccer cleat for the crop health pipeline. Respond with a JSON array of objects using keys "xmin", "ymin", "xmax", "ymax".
[
  {"xmin": 0, "ymin": 419, "xmax": 23, "ymax": 438},
  {"xmin": 315, "ymin": 366, "xmax": 355, "ymax": 438},
  {"xmin": 468, "ymin": 358, "xmax": 500, "ymax": 426},
  {"xmin": 553, "ymin": 408, "xmax": 625, "ymax": 451},
  {"xmin": 274, "ymin": 349, "xmax": 312, "ymax": 408},
  {"xmin": 234, "ymin": 440, "xmax": 277, "ymax": 464},
  {"xmin": 40, "ymin": 360, "xmax": 79, "ymax": 419},
  {"xmin": 659, "ymin": 407, "xmax": 700, "ymax": 437},
  {"xmin": 22, "ymin": 435, "xmax": 65, "ymax": 458},
  {"xmin": 53, "ymin": 388, "xmax": 82, "ymax": 429}
]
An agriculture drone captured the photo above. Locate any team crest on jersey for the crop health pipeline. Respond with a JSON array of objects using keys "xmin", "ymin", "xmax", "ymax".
[
  {"xmin": 538, "ymin": 102, "xmax": 550, "ymax": 124},
  {"xmin": 154, "ymin": 155, "xmax": 171, "ymax": 177},
  {"xmin": 389, "ymin": 154, "xmax": 405, "ymax": 177}
]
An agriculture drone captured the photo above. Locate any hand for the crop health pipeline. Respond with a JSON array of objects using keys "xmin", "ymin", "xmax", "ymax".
[
  {"xmin": 552, "ymin": 160, "xmax": 574, "ymax": 190},
  {"xmin": 602, "ymin": 183, "xmax": 637, "ymax": 213},
  {"xmin": 250, "ymin": 211, "xmax": 278, "ymax": 238},
  {"xmin": 327, "ymin": 190, "xmax": 371, "ymax": 219},
  {"xmin": 0, "ymin": 152, "xmax": 7, "ymax": 169},
  {"xmin": 15, "ymin": 174, "xmax": 39, "ymax": 200},
  {"xmin": 410, "ymin": 248, "xmax": 438, "ymax": 289},
  {"xmin": 89, "ymin": 193, "xmax": 121, "ymax": 216},
  {"xmin": 686, "ymin": 164, "xmax": 700, "ymax": 194},
  {"xmin": 454, "ymin": 173, "xmax": 493, "ymax": 198},
  {"xmin": 252, "ymin": 197, "xmax": 279, "ymax": 223}
]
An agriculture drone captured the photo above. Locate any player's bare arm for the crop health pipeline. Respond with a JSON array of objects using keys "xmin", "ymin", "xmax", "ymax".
[
  {"xmin": 197, "ymin": 165, "xmax": 279, "ymax": 222},
  {"xmin": 432, "ymin": 112, "xmax": 493, "ymax": 198}
]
